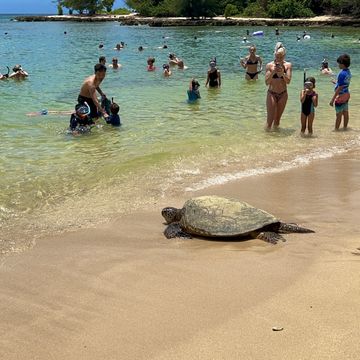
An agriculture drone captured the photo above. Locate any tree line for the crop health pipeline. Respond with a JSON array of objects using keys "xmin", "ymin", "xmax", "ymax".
[{"xmin": 56, "ymin": 0, "xmax": 360, "ymax": 17}]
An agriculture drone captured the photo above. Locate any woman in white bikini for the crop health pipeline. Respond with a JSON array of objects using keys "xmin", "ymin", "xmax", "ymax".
[{"xmin": 265, "ymin": 43, "xmax": 292, "ymax": 130}]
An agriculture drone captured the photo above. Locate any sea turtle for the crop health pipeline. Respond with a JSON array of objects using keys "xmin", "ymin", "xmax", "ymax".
[{"xmin": 161, "ymin": 195, "xmax": 314, "ymax": 244}]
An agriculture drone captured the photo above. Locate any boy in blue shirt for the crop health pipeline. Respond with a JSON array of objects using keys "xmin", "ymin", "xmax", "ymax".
[{"xmin": 330, "ymin": 54, "xmax": 351, "ymax": 130}]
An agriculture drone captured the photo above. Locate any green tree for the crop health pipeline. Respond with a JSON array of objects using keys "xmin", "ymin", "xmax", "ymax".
[
  {"xmin": 224, "ymin": 4, "xmax": 239, "ymax": 18},
  {"xmin": 102, "ymin": 0, "xmax": 115, "ymax": 12}
]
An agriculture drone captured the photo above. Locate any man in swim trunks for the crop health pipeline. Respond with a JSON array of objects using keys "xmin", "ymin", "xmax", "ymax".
[
  {"xmin": 265, "ymin": 42, "xmax": 292, "ymax": 130},
  {"xmin": 78, "ymin": 63, "xmax": 108, "ymax": 119}
]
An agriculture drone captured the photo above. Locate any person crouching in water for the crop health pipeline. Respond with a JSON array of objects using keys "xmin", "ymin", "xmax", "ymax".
[
  {"xmin": 78, "ymin": 63, "xmax": 108, "ymax": 119},
  {"xmin": 69, "ymin": 103, "xmax": 94, "ymax": 135},
  {"xmin": 105, "ymin": 100, "xmax": 121, "ymax": 127},
  {"xmin": 300, "ymin": 77, "xmax": 318, "ymax": 136},
  {"xmin": 188, "ymin": 78, "xmax": 201, "ymax": 101}
]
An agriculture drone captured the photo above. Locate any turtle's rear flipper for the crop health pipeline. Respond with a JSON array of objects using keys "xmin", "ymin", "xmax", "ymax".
[
  {"xmin": 257, "ymin": 232, "xmax": 285, "ymax": 244},
  {"xmin": 279, "ymin": 222, "xmax": 315, "ymax": 234},
  {"xmin": 164, "ymin": 223, "xmax": 192, "ymax": 239}
]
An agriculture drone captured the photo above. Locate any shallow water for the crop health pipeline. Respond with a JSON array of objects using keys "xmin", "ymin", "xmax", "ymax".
[{"xmin": 0, "ymin": 15, "xmax": 360, "ymax": 253}]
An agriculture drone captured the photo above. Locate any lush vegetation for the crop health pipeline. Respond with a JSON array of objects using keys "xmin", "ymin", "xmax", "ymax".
[
  {"xmin": 56, "ymin": 0, "xmax": 360, "ymax": 17},
  {"xmin": 125, "ymin": 0, "xmax": 360, "ymax": 17}
]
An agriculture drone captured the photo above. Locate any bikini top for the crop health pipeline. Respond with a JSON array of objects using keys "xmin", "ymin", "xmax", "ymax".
[
  {"xmin": 246, "ymin": 57, "xmax": 258, "ymax": 65},
  {"xmin": 272, "ymin": 64, "xmax": 286, "ymax": 79}
]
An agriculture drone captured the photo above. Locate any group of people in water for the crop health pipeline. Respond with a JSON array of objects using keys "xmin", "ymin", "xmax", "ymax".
[
  {"xmin": 3, "ymin": 31, "xmax": 351, "ymax": 136},
  {"xmin": 74, "ymin": 38, "xmax": 351, "ymax": 136}
]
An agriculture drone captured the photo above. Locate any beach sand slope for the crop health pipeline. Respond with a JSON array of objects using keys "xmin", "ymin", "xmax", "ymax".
[{"xmin": 1, "ymin": 151, "xmax": 360, "ymax": 359}]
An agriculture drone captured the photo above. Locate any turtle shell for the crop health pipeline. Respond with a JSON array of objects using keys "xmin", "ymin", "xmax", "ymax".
[{"xmin": 180, "ymin": 196, "xmax": 279, "ymax": 237}]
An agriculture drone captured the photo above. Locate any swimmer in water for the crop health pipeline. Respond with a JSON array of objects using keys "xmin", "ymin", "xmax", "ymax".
[
  {"xmin": 320, "ymin": 59, "xmax": 333, "ymax": 75},
  {"xmin": 162, "ymin": 63, "xmax": 172, "ymax": 77},
  {"xmin": 109, "ymin": 57, "xmax": 121, "ymax": 69},
  {"xmin": 168, "ymin": 53, "xmax": 180, "ymax": 66},
  {"xmin": 9, "ymin": 64, "xmax": 28, "ymax": 79},
  {"xmin": 147, "ymin": 57, "xmax": 156, "ymax": 71}
]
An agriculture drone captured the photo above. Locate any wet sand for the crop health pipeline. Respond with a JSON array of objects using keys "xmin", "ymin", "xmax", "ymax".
[{"xmin": 1, "ymin": 150, "xmax": 360, "ymax": 359}]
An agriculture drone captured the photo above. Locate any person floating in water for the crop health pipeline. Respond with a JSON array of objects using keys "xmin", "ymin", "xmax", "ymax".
[
  {"xmin": 9, "ymin": 64, "xmax": 28, "ymax": 79},
  {"xmin": 78, "ymin": 63, "xmax": 108, "ymax": 119},
  {"xmin": 206, "ymin": 59, "xmax": 221, "ymax": 88},
  {"xmin": 330, "ymin": 54, "xmax": 351, "ymax": 131},
  {"xmin": 240, "ymin": 45, "xmax": 263, "ymax": 80},
  {"xmin": 188, "ymin": 78, "xmax": 201, "ymax": 101},
  {"xmin": 162, "ymin": 63, "xmax": 172, "ymax": 77},
  {"xmin": 300, "ymin": 77, "xmax": 318, "ymax": 136},
  {"xmin": 105, "ymin": 99, "xmax": 121, "ymax": 127},
  {"xmin": 69, "ymin": 103, "xmax": 94, "ymax": 135},
  {"xmin": 147, "ymin": 57, "xmax": 156, "ymax": 71}
]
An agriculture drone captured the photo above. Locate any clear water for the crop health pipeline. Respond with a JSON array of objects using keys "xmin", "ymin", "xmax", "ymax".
[{"xmin": 1, "ymin": 15, "xmax": 360, "ymax": 253}]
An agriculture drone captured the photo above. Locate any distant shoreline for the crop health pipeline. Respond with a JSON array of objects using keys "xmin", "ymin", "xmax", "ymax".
[{"xmin": 13, "ymin": 14, "xmax": 360, "ymax": 27}]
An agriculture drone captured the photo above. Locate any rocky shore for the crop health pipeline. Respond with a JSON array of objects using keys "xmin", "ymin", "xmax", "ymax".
[{"xmin": 13, "ymin": 14, "xmax": 360, "ymax": 27}]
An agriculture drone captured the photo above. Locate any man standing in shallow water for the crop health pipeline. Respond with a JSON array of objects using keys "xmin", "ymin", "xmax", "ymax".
[{"xmin": 78, "ymin": 63, "xmax": 108, "ymax": 119}]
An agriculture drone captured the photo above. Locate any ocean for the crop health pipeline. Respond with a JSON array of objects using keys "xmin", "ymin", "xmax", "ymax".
[{"xmin": 0, "ymin": 14, "xmax": 359, "ymax": 254}]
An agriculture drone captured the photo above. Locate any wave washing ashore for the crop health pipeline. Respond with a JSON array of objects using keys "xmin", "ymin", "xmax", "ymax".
[{"xmin": 0, "ymin": 15, "xmax": 359, "ymax": 255}]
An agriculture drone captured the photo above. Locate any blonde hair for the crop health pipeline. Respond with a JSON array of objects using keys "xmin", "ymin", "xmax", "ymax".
[{"xmin": 274, "ymin": 42, "xmax": 286, "ymax": 56}]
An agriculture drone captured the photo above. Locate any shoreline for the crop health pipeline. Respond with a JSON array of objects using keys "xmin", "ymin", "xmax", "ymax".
[
  {"xmin": 1, "ymin": 149, "xmax": 360, "ymax": 359},
  {"xmin": 13, "ymin": 14, "xmax": 360, "ymax": 27}
]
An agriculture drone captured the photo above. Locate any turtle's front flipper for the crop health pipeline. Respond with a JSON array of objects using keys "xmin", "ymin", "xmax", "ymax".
[
  {"xmin": 164, "ymin": 223, "xmax": 192, "ymax": 239},
  {"xmin": 279, "ymin": 222, "xmax": 315, "ymax": 234},
  {"xmin": 257, "ymin": 232, "xmax": 286, "ymax": 244}
]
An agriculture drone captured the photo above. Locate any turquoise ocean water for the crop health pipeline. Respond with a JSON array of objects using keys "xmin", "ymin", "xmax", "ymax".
[{"xmin": 1, "ymin": 15, "xmax": 359, "ymax": 254}]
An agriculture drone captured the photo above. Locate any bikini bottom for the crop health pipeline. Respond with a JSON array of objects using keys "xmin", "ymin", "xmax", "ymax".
[
  {"xmin": 246, "ymin": 71, "xmax": 260, "ymax": 79},
  {"xmin": 267, "ymin": 89, "xmax": 287, "ymax": 102}
]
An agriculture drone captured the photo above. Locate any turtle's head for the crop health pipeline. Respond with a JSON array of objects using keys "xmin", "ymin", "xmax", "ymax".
[{"xmin": 161, "ymin": 207, "xmax": 182, "ymax": 224}]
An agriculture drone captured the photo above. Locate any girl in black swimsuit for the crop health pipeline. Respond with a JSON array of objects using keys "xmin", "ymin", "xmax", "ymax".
[{"xmin": 206, "ymin": 60, "xmax": 221, "ymax": 88}]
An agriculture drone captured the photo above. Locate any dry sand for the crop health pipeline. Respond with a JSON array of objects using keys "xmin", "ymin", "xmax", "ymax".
[{"xmin": 1, "ymin": 150, "xmax": 360, "ymax": 359}]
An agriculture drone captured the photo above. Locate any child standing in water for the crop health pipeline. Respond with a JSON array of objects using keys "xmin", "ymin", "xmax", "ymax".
[
  {"xmin": 300, "ymin": 77, "xmax": 318, "ymax": 136},
  {"xmin": 330, "ymin": 54, "xmax": 351, "ymax": 130}
]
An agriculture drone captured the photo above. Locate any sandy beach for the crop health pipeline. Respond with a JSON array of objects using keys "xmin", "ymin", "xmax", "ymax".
[{"xmin": 1, "ymin": 148, "xmax": 360, "ymax": 359}]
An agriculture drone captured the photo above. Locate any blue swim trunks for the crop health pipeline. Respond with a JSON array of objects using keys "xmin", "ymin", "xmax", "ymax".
[{"xmin": 335, "ymin": 102, "xmax": 349, "ymax": 114}]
